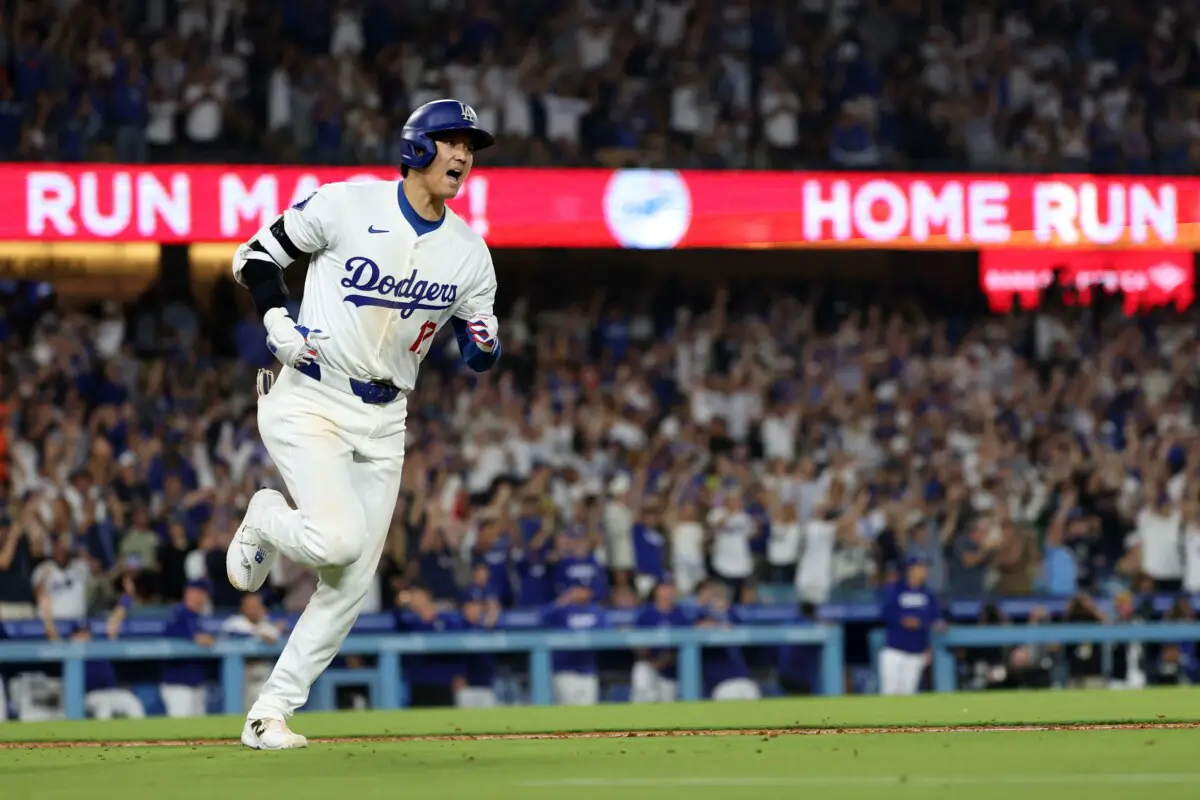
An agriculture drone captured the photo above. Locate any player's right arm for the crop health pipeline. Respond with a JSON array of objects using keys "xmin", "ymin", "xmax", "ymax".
[{"xmin": 232, "ymin": 184, "xmax": 345, "ymax": 369}]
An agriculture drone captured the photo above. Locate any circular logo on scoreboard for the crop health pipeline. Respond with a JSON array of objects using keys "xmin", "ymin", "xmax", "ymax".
[{"xmin": 603, "ymin": 170, "xmax": 692, "ymax": 249}]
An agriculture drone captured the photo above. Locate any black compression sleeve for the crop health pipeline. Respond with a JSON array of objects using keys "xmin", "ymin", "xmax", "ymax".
[
  {"xmin": 269, "ymin": 217, "xmax": 304, "ymax": 260},
  {"xmin": 242, "ymin": 256, "xmax": 288, "ymax": 316}
]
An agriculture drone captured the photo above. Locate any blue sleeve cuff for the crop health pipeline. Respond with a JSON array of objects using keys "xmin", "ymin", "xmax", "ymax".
[{"xmin": 450, "ymin": 317, "xmax": 501, "ymax": 372}]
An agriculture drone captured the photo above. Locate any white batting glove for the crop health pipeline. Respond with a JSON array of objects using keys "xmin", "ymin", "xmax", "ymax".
[
  {"xmin": 467, "ymin": 313, "xmax": 499, "ymax": 353},
  {"xmin": 264, "ymin": 307, "xmax": 329, "ymax": 369}
]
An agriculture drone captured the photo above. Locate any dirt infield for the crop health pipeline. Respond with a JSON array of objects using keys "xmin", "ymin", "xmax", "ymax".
[{"xmin": 2, "ymin": 721, "xmax": 1196, "ymax": 749}]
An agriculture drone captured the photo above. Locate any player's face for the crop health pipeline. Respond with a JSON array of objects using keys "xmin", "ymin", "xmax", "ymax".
[{"xmin": 428, "ymin": 133, "xmax": 475, "ymax": 199}]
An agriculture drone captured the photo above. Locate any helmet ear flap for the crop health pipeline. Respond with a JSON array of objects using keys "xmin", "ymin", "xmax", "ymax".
[{"xmin": 399, "ymin": 130, "xmax": 437, "ymax": 170}]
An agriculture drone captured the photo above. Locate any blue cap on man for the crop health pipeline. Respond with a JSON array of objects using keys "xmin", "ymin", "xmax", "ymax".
[{"xmin": 399, "ymin": 99, "xmax": 495, "ymax": 170}]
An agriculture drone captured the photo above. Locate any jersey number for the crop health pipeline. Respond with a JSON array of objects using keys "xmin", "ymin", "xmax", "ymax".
[{"xmin": 409, "ymin": 322, "xmax": 438, "ymax": 355}]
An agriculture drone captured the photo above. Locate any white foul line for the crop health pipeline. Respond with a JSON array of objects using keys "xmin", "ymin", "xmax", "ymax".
[{"xmin": 518, "ymin": 775, "xmax": 1200, "ymax": 788}]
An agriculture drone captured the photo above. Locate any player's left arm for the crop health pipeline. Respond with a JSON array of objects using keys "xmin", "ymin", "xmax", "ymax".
[{"xmin": 450, "ymin": 247, "xmax": 501, "ymax": 372}]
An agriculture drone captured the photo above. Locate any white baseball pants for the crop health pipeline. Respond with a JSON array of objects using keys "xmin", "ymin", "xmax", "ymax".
[
  {"xmin": 711, "ymin": 677, "xmax": 761, "ymax": 701},
  {"xmin": 9, "ymin": 673, "xmax": 64, "ymax": 721},
  {"xmin": 248, "ymin": 366, "xmax": 407, "ymax": 722},
  {"xmin": 879, "ymin": 647, "xmax": 926, "ymax": 695},
  {"xmin": 630, "ymin": 661, "xmax": 677, "ymax": 703},
  {"xmin": 86, "ymin": 688, "xmax": 146, "ymax": 720},
  {"xmin": 553, "ymin": 672, "xmax": 600, "ymax": 706},
  {"xmin": 455, "ymin": 686, "xmax": 498, "ymax": 708},
  {"xmin": 160, "ymin": 684, "xmax": 207, "ymax": 717}
]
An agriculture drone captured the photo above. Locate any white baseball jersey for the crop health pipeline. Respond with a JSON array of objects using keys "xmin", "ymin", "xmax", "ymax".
[{"xmin": 235, "ymin": 179, "xmax": 497, "ymax": 394}]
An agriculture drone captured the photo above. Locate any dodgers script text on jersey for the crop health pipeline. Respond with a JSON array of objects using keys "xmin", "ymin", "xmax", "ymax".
[
  {"xmin": 240, "ymin": 178, "xmax": 497, "ymax": 394},
  {"xmin": 341, "ymin": 261, "xmax": 459, "ymax": 317}
]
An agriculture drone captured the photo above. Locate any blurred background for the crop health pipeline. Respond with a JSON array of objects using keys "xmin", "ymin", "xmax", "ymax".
[{"xmin": 2, "ymin": 0, "xmax": 1200, "ymax": 719}]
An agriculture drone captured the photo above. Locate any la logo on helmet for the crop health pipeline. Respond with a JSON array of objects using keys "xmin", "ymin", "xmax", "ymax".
[{"xmin": 460, "ymin": 103, "xmax": 478, "ymax": 122}]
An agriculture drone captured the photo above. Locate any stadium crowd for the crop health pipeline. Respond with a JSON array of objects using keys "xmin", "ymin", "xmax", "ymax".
[
  {"xmin": 2, "ymin": 0, "xmax": 1200, "ymax": 171},
  {"xmin": 3, "ymin": 278, "xmax": 1200, "ymax": 628},
  {"xmin": 3, "ymin": 0, "xmax": 1200, "ymax": 716},
  {"xmin": 3, "ymin": 272, "xmax": 1200, "ymax": 715}
]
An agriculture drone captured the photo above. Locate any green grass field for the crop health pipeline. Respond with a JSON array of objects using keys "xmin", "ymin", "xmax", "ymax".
[{"xmin": 2, "ymin": 690, "xmax": 1198, "ymax": 799}]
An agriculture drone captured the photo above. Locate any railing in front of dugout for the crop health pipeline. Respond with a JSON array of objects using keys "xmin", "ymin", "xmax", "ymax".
[
  {"xmin": 5, "ymin": 593, "xmax": 1195, "ymax": 641},
  {"xmin": 930, "ymin": 622, "xmax": 1200, "ymax": 692},
  {"xmin": 0, "ymin": 625, "xmax": 844, "ymax": 720},
  {"xmin": 867, "ymin": 622, "xmax": 1200, "ymax": 692}
]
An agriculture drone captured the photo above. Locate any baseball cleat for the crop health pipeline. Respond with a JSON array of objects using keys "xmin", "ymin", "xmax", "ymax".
[
  {"xmin": 242, "ymin": 718, "xmax": 308, "ymax": 750},
  {"xmin": 226, "ymin": 489, "xmax": 285, "ymax": 592}
]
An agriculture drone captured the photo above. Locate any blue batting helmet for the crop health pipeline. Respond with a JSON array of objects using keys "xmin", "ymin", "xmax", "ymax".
[{"xmin": 399, "ymin": 99, "xmax": 494, "ymax": 170}]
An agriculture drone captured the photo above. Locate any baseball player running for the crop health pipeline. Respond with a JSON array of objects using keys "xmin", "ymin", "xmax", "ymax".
[{"xmin": 226, "ymin": 99, "xmax": 501, "ymax": 750}]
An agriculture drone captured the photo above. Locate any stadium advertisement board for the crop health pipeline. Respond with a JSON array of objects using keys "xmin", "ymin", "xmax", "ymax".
[
  {"xmin": 2, "ymin": 164, "xmax": 1197, "ymax": 250},
  {"xmin": 979, "ymin": 249, "xmax": 1196, "ymax": 313}
]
